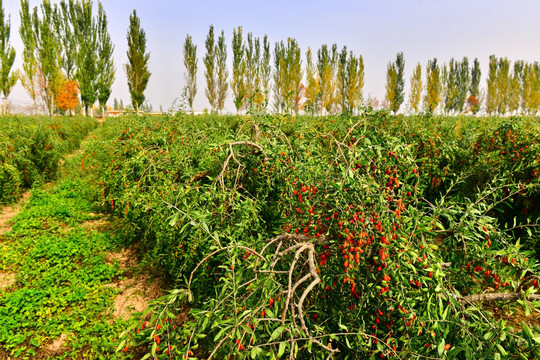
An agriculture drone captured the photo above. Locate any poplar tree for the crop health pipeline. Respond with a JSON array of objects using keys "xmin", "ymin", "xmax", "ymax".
[
  {"xmin": 244, "ymin": 32, "xmax": 257, "ymax": 101},
  {"xmin": 304, "ymin": 47, "xmax": 319, "ymax": 115},
  {"xmin": 385, "ymin": 52, "xmax": 405, "ymax": 113},
  {"xmin": 350, "ymin": 53, "xmax": 364, "ymax": 113},
  {"xmin": 338, "ymin": 47, "xmax": 363, "ymax": 114},
  {"xmin": 288, "ymin": 38, "xmax": 302, "ymax": 114},
  {"xmin": 273, "ymin": 39, "xmax": 302, "ymax": 114},
  {"xmin": 253, "ymin": 36, "xmax": 261, "ymax": 92},
  {"xmin": 385, "ymin": 63, "xmax": 397, "ymax": 112},
  {"xmin": 470, "ymin": 58, "xmax": 481, "ymax": 99},
  {"xmin": 19, "ymin": 0, "xmax": 38, "ymax": 113},
  {"xmin": 496, "ymin": 57, "xmax": 510, "ymax": 114},
  {"xmin": 247, "ymin": 35, "xmax": 264, "ymax": 111},
  {"xmin": 508, "ymin": 61, "xmax": 523, "ymax": 114},
  {"xmin": 469, "ymin": 58, "xmax": 481, "ymax": 113},
  {"xmin": 204, "ymin": 25, "xmax": 217, "ymax": 112},
  {"xmin": 125, "ymin": 9, "xmax": 150, "ymax": 114},
  {"xmin": 338, "ymin": 46, "xmax": 348, "ymax": 113},
  {"xmin": 260, "ymin": 35, "xmax": 271, "ymax": 108},
  {"xmin": 409, "ymin": 62, "xmax": 422, "ymax": 114},
  {"xmin": 273, "ymin": 41, "xmax": 284, "ymax": 113},
  {"xmin": 394, "ymin": 52, "xmax": 405, "ymax": 112},
  {"xmin": 231, "ymin": 26, "xmax": 246, "ymax": 113},
  {"xmin": 0, "ymin": 0, "xmax": 16, "ymax": 114},
  {"xmin": 72, "ymin": 0, "xmax": 98, "ymax": 115},
  {"xmin": 317, "ymin": 44, "xmax": 336, "ymax": 114},
  {"xmin": 442, "ymin": 58, "xmax": 470, "ymax": 114},
  {"xmin": 33, "ymin": 0, "xmax": 63, "ymax": 116},
  {"xmin": 57, "ymin": 0, "xmax": 77, "ymax": 79},
  {"xmin": 522, "ymin": 62, "xmax": 535, "ymax": 114},
  {"xmin": 425, "ymin": 58, "xmax": 441, "ymax": 113},
  {"xmin": 486, "ymin": 55, "xmax": 498, "ymax": 115},
  {"xmin": 454, "ymin": 57, "xmax": 470, "ymax": 113},
  {"xmin": 531, "ymin": 62, "xmax": 540, "ymax": 114},
  {"xmin": 524, "ymin": 62, "xmax": 540, "ymax": 114},
  {"xmin": 183, "ymin": 34, "xmax": 197, "ymax": 114},
  {"xmin": 96, "ymin": 2, "xmax": 115, "ymax": 116},
  {"xmin": 442, "ymin": 59, "xmax": 457, "ymax": 114},
  {"xmin": 216, "ymin": 30, "xmax": 228, "ymax": 114},
  {"xmin": 328, "ymin": 44, "xmax": 339, "ymax": 113}
]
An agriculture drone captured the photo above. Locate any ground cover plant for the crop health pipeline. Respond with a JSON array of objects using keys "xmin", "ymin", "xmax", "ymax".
[
  {"xmin": 0, "ymin": 116, "xmax": 97, "ymax": 205},
  {"xmin": 81, "ymin": 112, "xmax": 540, "ymax": 359},
  {"xmin": 0, "ymin": 118, "xmax": 170, "ymax": 360},
  {"xmin": 0, "ymin": 174, "xmax": 133, "ymax": 359}
]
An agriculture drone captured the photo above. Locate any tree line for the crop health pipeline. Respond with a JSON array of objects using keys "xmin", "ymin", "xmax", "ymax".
[
  {"xmin": 188, "ymin": 26, "xmax": 540, "ymax": 116},
  {"xmin": 1, "ymin": 0, "xmax": 540, "ymax": 116},
  {"xmin": 183, "ymin": 26, "xmax": 365, "ymax": 115},
  {"xmin": 5, "ymin": 0, "xmax": 115, "ymax": 116}
]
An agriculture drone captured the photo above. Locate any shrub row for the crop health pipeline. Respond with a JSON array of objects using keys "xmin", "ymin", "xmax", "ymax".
[
  {"xmin": 86, "ymin": 113, "xmax": 540, "ymax": 359},
  {"xmin": 0, "ymin": 116, "xmax": 98, "ymax": 204}
]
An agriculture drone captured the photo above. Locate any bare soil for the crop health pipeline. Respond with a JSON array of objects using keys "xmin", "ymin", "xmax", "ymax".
[
  {"xmin": 0, "ymin": 191, "xmax": 31, "ymax": 234},
  {"xmin": 0, "ymin": 271, "xmax": 15, "ymax": 291},
  {"xmin": 107, "ymin": 247, "xmax": 166, "ymax": 321}
]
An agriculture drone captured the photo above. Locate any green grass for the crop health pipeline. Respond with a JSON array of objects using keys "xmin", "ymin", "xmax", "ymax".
[{"xmin": 0, "ymin": 177, "xmax": 130, "ymax": 359}]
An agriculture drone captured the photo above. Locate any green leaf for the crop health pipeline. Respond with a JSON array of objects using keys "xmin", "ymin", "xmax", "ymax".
[
  {"xmin": 496, "ymin": 344, "xmax": 508, "ymax": 356},
  {"xmin": 277, "ymin": 341, "xmax": 287, "ymax": 358},
  {"xmin": 465, "ymin": 345, "xmax": 473, "ymax": 360},
  {"xmin": 265, "ymin": 308, "xmax": 275, "ymax": 318},
  {"xmin": 441, "ymin": 306, "xmax": 448, "ymax": 320},
  {"xmin": 250, "ymin": 346, "xmax": 263, "ymax": 359},
  {"xmin": 338, "ymin": 318, "xmax": 348, "ymax": 331},
  {"xmin": 214, "ymin": 326, "xmax": 228, "ymax": 342},
  {"xmin": 115, "ymin": 339, "xmax": 126, "ymax": 353},
  {"xmin": 168, "ymin": 212, "xmax": 179, "ymax": 227},
  {"xmin": 201, "ymin": 221, "xmax": 210, "ymax": 234},
  {"xmin": 438, "ymin": 339, "xmax": 446, "ymax": 356},
  {"xmin": 270, "ymin": 326, "xmax": 285, "ymax": 342},
  {"xmin": 521, "ymin": 321, "xmax": 534, "ymax": 340}
]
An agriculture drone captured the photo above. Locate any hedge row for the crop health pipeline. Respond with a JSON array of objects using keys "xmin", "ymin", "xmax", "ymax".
[
  {"xmin": 85, "ymin": 113, "xmax": 540, "ymax": 359},
  {"xmin": 0, "ymin": 116, "xmax": 98, "ymax": 204}
]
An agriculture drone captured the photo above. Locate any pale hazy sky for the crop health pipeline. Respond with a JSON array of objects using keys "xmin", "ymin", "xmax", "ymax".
[{"xmin": 4, "ymin": 0, "xmax": 540, "ymax": 113}]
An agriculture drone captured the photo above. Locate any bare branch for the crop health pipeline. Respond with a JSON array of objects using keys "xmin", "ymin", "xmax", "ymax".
[{"xmin": 461, "ymin": 292, "xmax": 540, "ymax": 303}]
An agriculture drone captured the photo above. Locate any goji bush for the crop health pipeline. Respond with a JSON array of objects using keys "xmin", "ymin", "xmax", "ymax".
[
  {"xmin": 86, "ymin": 112, "xmax": 540, "ymax": 359},
  {"xmin": 0, "ymin": 116, "xmax": 97, "ymax": 204}
]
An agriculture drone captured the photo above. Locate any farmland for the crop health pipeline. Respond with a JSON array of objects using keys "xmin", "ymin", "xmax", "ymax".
[{"xmin": 2, "ymin": 112, "xmax": 538, "ymax": 359}]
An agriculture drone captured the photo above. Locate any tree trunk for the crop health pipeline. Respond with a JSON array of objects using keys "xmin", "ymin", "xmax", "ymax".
[
  {"xmin": 50, "ymin": 97, "xmax": 54, "ymax": 117},
  {"xmin": 461, "ymin": 292, "xmax": 540, "ymax": 303}
]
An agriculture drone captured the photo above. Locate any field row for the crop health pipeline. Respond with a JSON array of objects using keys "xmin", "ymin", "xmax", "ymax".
[
  {"xmin": 83, "ymin": 113, "xmax": 540, "ymax": 359},
  {"xmin": 0, "ymin": 116, "xmax": 97, "ymax": 204}
]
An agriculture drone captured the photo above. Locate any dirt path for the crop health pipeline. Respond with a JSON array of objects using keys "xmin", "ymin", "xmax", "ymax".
[
  {"xmin": 107, "ymin": 248, "xmax": 165, "ymax": 320},
  {"xmin": 0, "ymin": 132, "xmax": 168, "ymax": 359},
  {"xmin": 0, "ymin": 192, "xmax": 31, "ymax": 292},
  {"xmin": 0, "ymin": 191, "xmax": 31, "ymax": 234}
]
